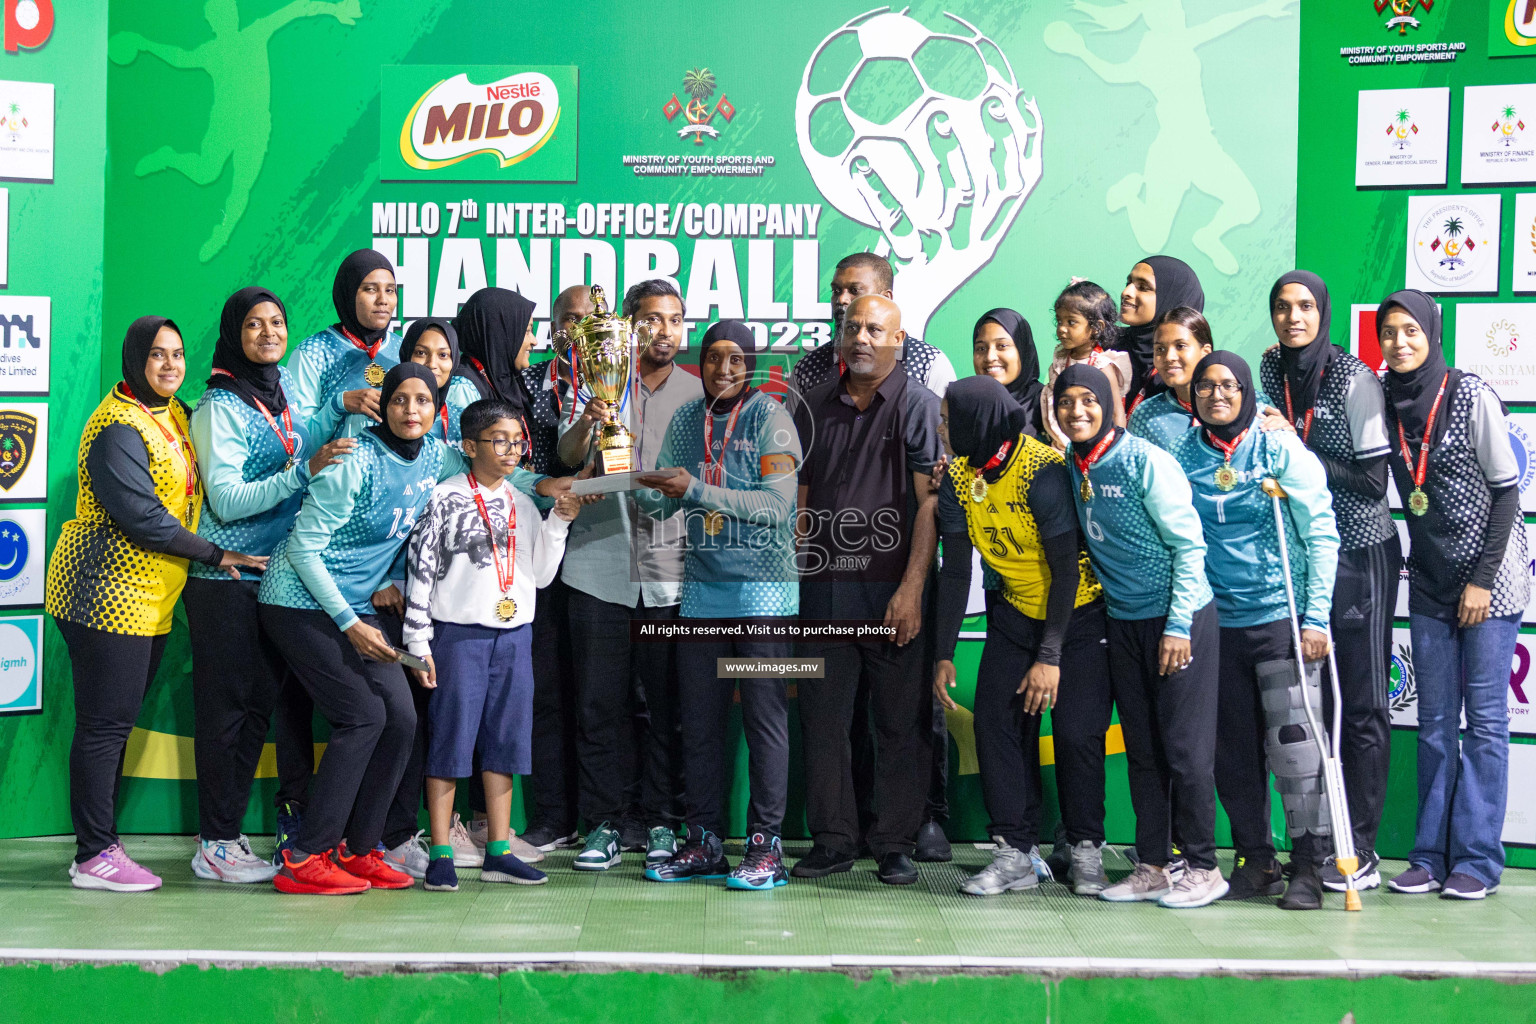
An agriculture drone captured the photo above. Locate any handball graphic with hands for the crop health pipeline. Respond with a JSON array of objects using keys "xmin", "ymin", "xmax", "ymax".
[{"xmin": 796, "ymin": 8, "xmax": 1043, "ymax": 340}]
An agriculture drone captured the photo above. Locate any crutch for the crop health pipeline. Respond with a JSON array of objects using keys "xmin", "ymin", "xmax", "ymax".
[{"xmin": 1261, "ymin": 477, "xmax": 1362, "ymax": 912}]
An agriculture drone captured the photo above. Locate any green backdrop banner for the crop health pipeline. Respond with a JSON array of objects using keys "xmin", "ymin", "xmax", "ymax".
[
  {"xmin": 1298, "ymin": 0, "xmax": 1536, "ymax": 868},
  {"xmin": 3, "ymin": 0, "xmax": 1301, "ymax": 842}
]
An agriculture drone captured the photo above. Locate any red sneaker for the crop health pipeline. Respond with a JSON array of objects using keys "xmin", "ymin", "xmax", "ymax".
[
  {"xmin": 336, "ymin": 845, "xmax": 415, "ymax": 889},
  {"xmin": 273, "ymin": 848, "xmax": 371, "ymax": 895}
]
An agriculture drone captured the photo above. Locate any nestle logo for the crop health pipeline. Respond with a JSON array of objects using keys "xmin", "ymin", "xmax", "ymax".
[{"xmin": 487, "ymin": 82, "xmax": 539, "ymax": 101}]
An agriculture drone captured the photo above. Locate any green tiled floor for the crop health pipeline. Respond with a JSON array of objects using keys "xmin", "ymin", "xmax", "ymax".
[{"xmin": 3, "ymin": 835, "xmax": 1533, "ymax": 964}]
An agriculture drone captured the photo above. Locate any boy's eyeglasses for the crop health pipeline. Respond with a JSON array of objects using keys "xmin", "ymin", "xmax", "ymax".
[
  {"xmin": 475, "ymin": 438, "xmax": 529, "ymax": 456},
  {"xmin": 1192, "ymin": 380, "xmax": 1243, "ymax": 397}
]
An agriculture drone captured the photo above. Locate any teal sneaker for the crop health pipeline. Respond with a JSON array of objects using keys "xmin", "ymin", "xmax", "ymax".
[
  {"xmin": 646, "ymin": 825, "xmax": 678, "ymax": 866},
  {"xmin": 726, "ymin": 832, "xmax": 789, "ymax": 891},
  {"xmin": 646, "ymin": 829, "xmax": 730, "ymax": 882},
  {"xmin": 573, "ymin": 822, "xmax": 621, "ymax": 871}
]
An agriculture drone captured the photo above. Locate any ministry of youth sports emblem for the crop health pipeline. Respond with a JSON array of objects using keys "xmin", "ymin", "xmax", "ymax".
[{"xmin": 663, "ymin": 67, "xmax": 735, "ymax": 146}]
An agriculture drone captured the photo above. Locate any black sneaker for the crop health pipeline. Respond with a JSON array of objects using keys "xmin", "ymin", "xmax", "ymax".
[
  {"xmin": 914, "ymin": 821, "xmax": 952, "ymax": 863},
  {"xmin": 790, "ymin": 843, "xmax": 855, "ymax": 878},
  {"xmin": 519, "ymin": 824, "xmax": 579, "ymax": 852},
  {"xmin": 1278, "ymin": 860, "xmax": 1323, "ymax": 910},
  {"xmin": 1044, "ymin": 821, "xmax": 1071, "ymax": 880},
  {"xmin": 877, "ymin": 851, "xmax": 919, "ymax": 885},
  {"xmin": 1222, "ymin": 856, "xmax": 1285, "ymax": 900},
  {"xmin": 618, "ymin": 819, "xmax": 649, "ymax": 853},
  {"xmin": 1322, "ymin": 849, "xmax": 1381, "ymax": 892},
  {"xmin": 645, "ymin": 829, "xmax": 730, "ymax": 882},
  {"xmin": 1441, "ymin": 872, "xmax": 1496, "ymax": 900}
]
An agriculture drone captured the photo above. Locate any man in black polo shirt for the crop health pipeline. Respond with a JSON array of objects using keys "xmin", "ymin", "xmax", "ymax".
[{"xmin": 792, "ymin": 294, "xmax": 941, "ymax": 886}]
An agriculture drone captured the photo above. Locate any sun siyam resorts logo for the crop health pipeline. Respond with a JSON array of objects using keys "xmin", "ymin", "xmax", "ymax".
[{"xmin": 382, "ymin": 65, "xmax": 577, "ymax": 182}]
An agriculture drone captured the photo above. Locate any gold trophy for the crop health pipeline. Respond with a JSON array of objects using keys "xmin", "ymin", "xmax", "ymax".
[{"xmin": 567, "ymin": 285, "xmax": 650, "ymax": 475}]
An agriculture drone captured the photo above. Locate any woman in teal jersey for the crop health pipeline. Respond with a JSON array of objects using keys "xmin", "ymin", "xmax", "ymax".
[
  {"xmin": 449, "ymin": 288, "xmax": 539, "ymax": 456},
  {"xmin": 1170, "ymin": 351, "xmax": 1340, "ymax": 911},
  {"xmin": 287, "ymin": 249, "xmax": 403, "ymax": 442},
  {"xmin": 257, "ymin": 363, "xmax": 472, "ymax": 895},
  {"xmin": 1053, "ymin": 363, "xmax": 1224, "ymax": 909},
  {"xmin": 401, "ymin": 316, "xmax": 460, "ymax": 444},
  {"xmin": 637, "ymin": 320, "xmax": 802, "ymax": 891},
  {"xmin": 185, "ymin": 286, "xmax": 353, "ymax": 885}
]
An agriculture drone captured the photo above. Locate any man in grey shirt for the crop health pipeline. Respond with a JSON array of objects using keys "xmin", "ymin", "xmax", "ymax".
[{"xmin": 557, "ymin": 279, "xmax": 703, "ymax": 872}]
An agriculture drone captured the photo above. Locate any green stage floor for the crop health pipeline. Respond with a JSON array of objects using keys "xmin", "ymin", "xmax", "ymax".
[{"xmin": 1, "ymin": 835, "xmax": 1534, "ymax": 975}]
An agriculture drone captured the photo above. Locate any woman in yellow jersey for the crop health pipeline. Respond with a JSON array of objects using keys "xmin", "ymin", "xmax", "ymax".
[
  {"xmin": 932, "ymin": 375, "xmax": 1111, "ymax": 897},
  {"xmin": 45, "ymin": 317, "xmax": 267, "ymax": 892}
]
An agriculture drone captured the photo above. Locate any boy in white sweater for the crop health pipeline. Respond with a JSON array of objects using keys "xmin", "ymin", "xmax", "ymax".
[{"xmin": 404, "ymin": 398, "xmax": 579, "ymax": 891}]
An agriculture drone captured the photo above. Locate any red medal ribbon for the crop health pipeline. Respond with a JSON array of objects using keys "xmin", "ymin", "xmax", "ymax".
[
  {"xmin": 974, "ymin": 437, "xmax": 1015, "ymax": 484},
  {"xmin": 1204, "ymin": 428, "xmax": 1249, "ymax": 464},
  {"xmin": 122, "ymin": 383, "xmax": 196, "ymax": 497},
  {"xmin": 210, "ymin": 368, "xmax": 295, "ymax": 461},
  {"xmin": 1073, "ymin": 428, "xmax": 1117, "ymax": 479},
  {"xmin": 1282, "ymin": 376, "xmax": 1316, "ymax": 443},
  {"xmin": 338, "ymin": 325, "xmax": 383, "ymax": 361},
  {"xmin": 467, "ymin": 472, "xmax": 517, "ymax": 599},
  {"xmin": 703, "ymin": 397, "xmax": 745, "ymax": 486},
  {"xmin": 1396, "ymin": 371, "xmax": 1449, "ymax": 492}
]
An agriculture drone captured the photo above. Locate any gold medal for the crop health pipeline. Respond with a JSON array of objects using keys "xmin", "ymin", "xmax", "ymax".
[
  {"xmin": 1214, "ymin": 463, "xmax": 1237, "ymax": 492},
  {"xmin": 1408, "ymin": 487, "xmax": 1429, "ymax": 516},
  {"xmin": 703, "ymin": 510, "xmax": 724, "ymax": 536},
  {"xmin": 283, "ymin": 457, "xmax": 295, "ymax": 472},
  {"xmin": 496, "ymin": 597, "xmax": 517, "ymax": 621},
  {"xmin": 1080, "ymin": 478, "xmax": 1093, "ymax": 503},
  {"xmin": 364, "ymin": 362, "xmax": 386, "ymax": 387},
  {"xmin": 970, "ymin": 476, "xmax": 988, "ymax": 503}
]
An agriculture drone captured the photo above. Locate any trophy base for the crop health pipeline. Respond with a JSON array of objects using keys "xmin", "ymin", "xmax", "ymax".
[
  {"xmin": 599, "ymin": 446, "xmax": 634, "ymax": 474},
  {"xmin": 596, "ymin": 420, "xmax": 636, "ymax": 475}
]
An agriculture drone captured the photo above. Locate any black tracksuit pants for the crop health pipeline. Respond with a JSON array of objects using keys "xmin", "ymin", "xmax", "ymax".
[
  {"xmin": 56, "ymin": 619, "xmax": 168, "ymax": 863},
  {"xmin": 1107, "ymin": 601, "xmax": 1220, "ymax": 871},
  {"xmin": 185, "ymin": 576, "xmax": 289, "ymax": 841},
  {"xmin": 972, "ymin": 597, "xmax": 1112, "ymax": 849},
  {"xmin": 260, "ymin": 605, "xmax": 416, "ymax": 855},
  {"xmin": 526, "ymin": 576, "xmax": 579, "ymax": 832},
  {"xmin": 675, "ymin": 622, "xmax": 791, "ymax": 838},
  {"xmin": 1328, "ymin": 535, "xmax": 1400, "ymax": 854}
]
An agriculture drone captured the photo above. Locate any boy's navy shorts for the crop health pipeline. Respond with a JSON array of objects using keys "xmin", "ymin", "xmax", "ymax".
[{"xmin": 425, "ymin": 620, "xmax": 533, "ymax": 778}]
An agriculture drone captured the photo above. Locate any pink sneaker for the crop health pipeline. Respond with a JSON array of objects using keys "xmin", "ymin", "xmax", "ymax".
[{"xmin": 69, "ymin": 843, "xmax": 162, "ymax": 892}]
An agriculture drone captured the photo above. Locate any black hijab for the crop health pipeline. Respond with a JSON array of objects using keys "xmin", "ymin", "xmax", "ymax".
[
  {"xmin": 1379, "ymin": 289, "xmax": 1460, "ymax": 447},
  {"xmin": 945, "ymin": 375, "xmax": 1028, "ymax": 477},
  {"xmin": 368, "ymin": 362, "xmax": 439, "ymax": 462},
  {"xmin": 332, "ymin": 249, "xmax": 395, "ymax": 346},
  {"xmin": 206, "ymin": 286, "xmax": 287, "ymax": 414},
  {"xmin": 456, "ymin": 287, "xmax": 538, "ymax": 418},
  {"xmin": 974, "ymin": 308, "xmax": 1042, "ymax": 434},
  {"xmin": 1191, "ymin": 351, "xmax": 1257, "ymax": 446},
  {"xmin": 1120, "ymin": 255, "xmax": 1205, "ymax": 399},
  {"xmin": 398, "ymin": 317, "xmax": 459, "ymax": 412},
  {"xmin": 122, "ymin": 315, "xmax": 182, "ymax": 409},
  {"xmin": 1270, "ymin": 270, "xmax": 1335, "ymax": 418},
  {"xmin": 1054, "ymin": 363, "xmax": 1118, "ymax": 459},
  {"xmin": 699, "ymin": 320, "xmax": 759, "ymax": 414}
]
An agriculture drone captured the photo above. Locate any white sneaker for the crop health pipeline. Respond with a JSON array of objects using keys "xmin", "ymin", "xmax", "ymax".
[
  {"xmin": 1070, "ymin": 840, "xmax": 1110, "ymax": 895},
  {"xmin": 1159, "ymin": 866, "xmax": 1230, "ymax": 908},
  {"xmin": 190, "ymin": 836, "xmax": 278, "ymax": 884},
  {"xmin": 1099, "ymin": 861, "xmax": 1171, "ymax": 903},
  {"xmin": 449, "ymin": 813, "xmax": 483, "ymax": 867},
  {"xmin": 382, "ymin": 830, "xmax": 430, "ymax": 880},
  {"xmin": 959, "ymin": 838, "xmax": 1038, "ymax": 896}
]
